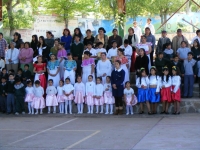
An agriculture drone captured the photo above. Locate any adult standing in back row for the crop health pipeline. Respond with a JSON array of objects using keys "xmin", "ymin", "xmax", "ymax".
[
  {"xmin": 107, "ymin": 29, "xmax": 122, "ymax": 50},
  {"xmin": 144, "ymin": 18, "xmax": 155, "ymax": 35},
  {"xmin": 45, "ymin": 31, "xmax": 54, "ymax": 48},
  {"xmin": 172, "ymin": 29, "xmax": 189, "ymax": 53},
  {"xmin": 94, "ymin": 27, "xmax": 109, "ymax": 49},
  {"xmin": 0, "ymin": 33, "xmax": 8, "ymax": 59},
  {"xmin": 144, "ymin": 27, "xmax": 155, "ymax": 66},
  {"xmin": 61, "ymin": 28, "xmax": 72, "ymax": 53}
]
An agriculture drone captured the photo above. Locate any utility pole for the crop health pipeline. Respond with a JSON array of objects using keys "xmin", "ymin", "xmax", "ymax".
[{"xmin": 117, "ymin": 0, "xmax": 125, "ymax": 37}]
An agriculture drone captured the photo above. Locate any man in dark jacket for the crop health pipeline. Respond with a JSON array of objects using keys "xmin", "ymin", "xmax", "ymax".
[
  {"xmin": 107, "ymin": 29, "xmax": 122, "ymax": 50},
  {"xmin": 155, "ymin": 52, "xmax": 170, "ymax": 75}
]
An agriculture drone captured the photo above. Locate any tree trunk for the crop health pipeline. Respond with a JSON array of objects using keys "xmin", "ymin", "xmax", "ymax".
[
  {"xmin": 186, "ymin": 0, "xmax": 191, "ymax": 14},
  {"xmin": 65, "ymin": 18, "xmax": 69, "ymax": 28},
  {"xmin": 163, "ymin": 13, "xmax": 167, "ymax": 30},
  {"xmin": 6, "ymin": 2, "xmax": 15, "ymax": 37}
]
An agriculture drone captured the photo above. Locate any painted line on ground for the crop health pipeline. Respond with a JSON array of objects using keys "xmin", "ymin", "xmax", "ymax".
[
  {"xmin": 64, "ymin": 130, "xmax": 100, "ymax": 150},
  {"xmin": 0, "ymin": 129, "xmax": 97, "ymax": 132},
  {"xmin": 7, "ymin": 118, "xmax": 78, "ymax": 146}
]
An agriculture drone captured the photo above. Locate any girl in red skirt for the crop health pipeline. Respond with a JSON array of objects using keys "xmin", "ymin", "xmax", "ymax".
[
  {"xmin": 160, "ymin": 67, "xmax": 171, "ymax": 114},
  {"xmin": 171, "ymin": 66, "xmax": 181, "ymax": 115}
]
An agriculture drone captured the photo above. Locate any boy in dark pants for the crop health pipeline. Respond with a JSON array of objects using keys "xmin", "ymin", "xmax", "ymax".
[
  {"xmin": 6, "ymin": 73, "xmax": 15, "ymax": 114},
  {"xmin": 14, "ymin": 78, "xmax": 26, "ymax": 115},
  {"xmin": 182, "ymin": 52, "xmax": 197, "ymax": 98},
  {"xmin": 155, "ymin": 52, "xmax": 170, "ymax": 75},
  {"xmin": 0, "ymin": 77, "xmax": 7, "ymax": 113}
]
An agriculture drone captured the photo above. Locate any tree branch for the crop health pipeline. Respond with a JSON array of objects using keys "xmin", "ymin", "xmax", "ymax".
[{"xmin": 12, "ymin": 0, "xmax": 20, "ymax": 8}]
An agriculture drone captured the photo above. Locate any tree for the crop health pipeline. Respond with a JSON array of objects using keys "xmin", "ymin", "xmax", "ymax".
[
  {"xmin": 3, "ymin": 0, "xmax": 39, "ymax": 37},
  {"xmin": 43, "ymin": 0, "xmax": 96, "ymax": 28}
]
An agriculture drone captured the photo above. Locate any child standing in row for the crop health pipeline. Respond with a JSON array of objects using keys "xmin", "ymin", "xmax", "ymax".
[
  {"xmin": 57, "ymin": 80, "xmax": 65, "ymax": 113},
  {"xmin": 32, "ymin": 80, "xmax": 45, "ymax": 115},
  {"xmin": 160, "ymin": 67, "xmax": 172, "ymax": 114},
  {"xmin": 0, "ymin": 77, "xmax": 7, "ymax": 113},
  {"xmin": 46, "ymin": 79, "xmax": 58, "ymax": 114},
  {"xmin": 63, "ymin": 78, "xmax": 74, "ymax": 114},
  {"xmin": 74, "ymin": 76, "xmax": 85, "ymax": 114},
  {"xmin": 85, "ymin": 75, "xmax": 95, "ymax": 114},
  {"xmin": 171, "ymin": 66, "xmax": 181, "ymax": 115},
  {"xmin": 136, "ymin": 68, "xmax": 151, "ymax": 114},
  {"xmin": 124, "ymin": 81, "xmax": 137, "ymax": 115},
  {"xmin": 14, "ymin": 78, "xmax": 26, "ymax": 115},
  {"xmin": 25, "ymin": 80, "xmax": 34, "ymax": 114},
  {"xmin": 149, "ymin": 66, "xmax": 161, "ymax": 114},
  {"xmin": 104, "ymin": 76, "xmax": 114, "ymax": 114},
  {"xmin": 6, "ymin": 74, "xmax": 15, "ymax": 114},
  {"xmin": 94, "ymin": 77, "xmax": 104, "ymax": 114}
]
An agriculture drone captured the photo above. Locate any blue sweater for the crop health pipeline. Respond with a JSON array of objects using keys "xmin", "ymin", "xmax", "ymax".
[{"xmin": 61, "ymin": 35, "xmax": 72, "ymax": 50}]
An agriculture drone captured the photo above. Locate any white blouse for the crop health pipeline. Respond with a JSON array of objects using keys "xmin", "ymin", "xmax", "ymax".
[
  {"xmin": 33, "ymin": 86, "xmax": 44, "ymax": 97},
  {"xmin": 171, "ymin": 76, "xmax": 181, "ymax": 93},
  {"xmin": 96, "ymin": 59, "xmax": 112, "ymax": 77},
  {"xmin": 46, "ymin": 86, "xmax": 57, "ymax": 95},
  {"xmin": 96, "ymin": 48, "xmax": 107, "ymax": 54},
  {"xmin": 63, "ymin": 84, "xmax": 74, "ymax": 94},
  {"xmin": 107, "ymin": 48, "xmax": 118, "ymax": 59},
  {"xmin": 25, "ymin": 87, "xmax": 34, "ymax": 95},
  {"xmin": 124, "ymin": 88, "xmax": 134, "ymax": 97},
  {"xmin": 74, "ymin": 82, "xmax": 85, "ymax": 96},
  {"xmin": 161, "ymin": 76, "xmax": 171, "ymax": 88},
  {"xmin": 57, "ymin": 86, "xmax": 64, "ymax": 96},
  {"xmin": 104, "ymin": 83, "xmax": 112, "ymax": 92},
  {"xmin": 149, "ymin": 76, "xmax": 161, "ymax": 92},
  {"xmin": 84, "ymin": 48, "xmax": 97, "ymax": 57},
  {"xmin": 136, "ymin": 77, "xmax": 149, "ymax": 88},
  {"xmin": 120, "ymin": 45, "xmax": 133, "ymax": 59},
  {"xmin": 86, "ymin": 81, "xmax": 95, "ymax": 95},
  {"xmin": 95, "ymin": 84, "xmax": 104, "ymax": 96}
]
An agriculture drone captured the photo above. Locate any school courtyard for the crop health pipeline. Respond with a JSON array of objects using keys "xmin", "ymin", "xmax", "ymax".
[{"xmin": 0, "ymin": 113, "xmax": 199, "ymax": 150}]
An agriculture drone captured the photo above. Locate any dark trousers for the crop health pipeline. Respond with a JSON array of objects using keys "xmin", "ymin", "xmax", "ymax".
[
  {"xmin": 76, "ymin": 59, "xmax": 82, "ymax": 77},
  {"xmin": 15, "ymin": 96, "xmax": 25, "ymax": 113},
  {"xmin": 7, "ymin": 93, "xmax": 15, "ymax": 113},
  {"xmin": 114, "ymin": 96, "xmax": 123, "ymax": 107},
  {"xmin": 0, "ymin": 95, "xmax": 7, "ymax": 112},
  {"xmin": 183, "ymin": 75, "xmax": 194, "ymax": 97},
  {"xmin": 150, "ymin": 51, "xmax": 154, "ymax": 66}
]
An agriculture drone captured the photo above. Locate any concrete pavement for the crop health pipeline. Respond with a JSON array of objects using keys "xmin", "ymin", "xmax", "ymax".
[{"xmin": 0, "ymin": 113, "xmax": 199, "ymax": 150}]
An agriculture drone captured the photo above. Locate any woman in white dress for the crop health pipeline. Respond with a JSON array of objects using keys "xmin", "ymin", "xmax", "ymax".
[
  {"xmin": 136, "ymin": 35, "xmax": 152, "ymax": 71},
  {"xmin": 96, "ymin": 52, "xmax": 112, "ymax": 84}
]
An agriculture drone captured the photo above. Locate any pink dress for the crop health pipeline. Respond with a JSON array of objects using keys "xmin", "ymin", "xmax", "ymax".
[
  {"xmin": 63, "ymin": 84, "xmax": 74, "ymax": 101},
  {"xmin": 81, "ymin": 58, "xmax": 95, "ymax": 84},
  {"xmin": 25, "ymin": 87, "xmax": 34, "ymax": 102},
  {"xmin": 94, "ymin": 84, "xmax": 104, "ymax": 106},
  {"xmin": 57, "ymin": 86, "xmax": 65, "ymax": 103},
  {"xmin": 74, "ymin": 82, "xmax": 85, "ymax": 104},
  {"xmin": 104, "ymin": 83, "xmax": 115, "ymax": 104},
  {"xmin": 85, "ymin": 82, "xmax": 95, "ymax": 106},
  {"xmin": 46, "ymin": 86, "xmax": 58, "ymax": 106},
  {"xmin": 32, "ymin": 86, "xmax": 45, "ymax": 109}
]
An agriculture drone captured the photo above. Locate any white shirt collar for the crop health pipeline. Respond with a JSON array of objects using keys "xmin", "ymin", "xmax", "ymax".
[{"xmin": 115, "ymin": 67, "xmax": 122, "ymax": 72}]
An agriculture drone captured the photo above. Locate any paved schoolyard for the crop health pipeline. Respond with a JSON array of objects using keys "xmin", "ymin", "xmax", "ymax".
[{"xmin": 0, "ymin": 113, "xmax": 200, "ymax": 150}]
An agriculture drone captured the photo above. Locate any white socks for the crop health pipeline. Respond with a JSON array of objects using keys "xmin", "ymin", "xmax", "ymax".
[
  {"xmin": 65, "ymin": 100, "xmax": 72, "ymax": 114},
  {"xmin": 91, "ymin": 106, "xmax": 93, "ymax": 114},
  {"xmin": 77, "ymin": 104, "xmax": 81, "ymax": 114},
  {"xmin": 87, "ymin": 106, "xmax": 94, "ymax": 114},
  {"xmin": 100, "ymin": 105, "xmax": 103, "ymax": 113},
  {"xmin": 126, "ymin": 105, "xmax": 133, "ymax": 115},
  {"xmin": 28, "ymin": 102, "xmax": 34, "ymax": 114},
  {"xmin": 105, "ymin": 104, "xmax": 109, "ymax": 114},
  {"xmin": 40, "ymin": 108, "xmax": 43, "ymax": 114},
  {"xmin": 53, "ymin": 106, "xmax": 56, "ymax": 113},
  {"xmin": 80, "ymin": 103, "xmax": 83, "ymax": 114},
  {"xmin": 105, "ymin": 104, "xmax": 113, "ymax": 114},
  {"xmin": 59, "ymin": 103, "xmax": 64, "ymax": 113},
  {"xmin": 87, "ymin": 106, "xmax": 91, "ymax": 114},
  {"xmin": 48, "ymin": 106, "xmax": 51, "ymax": 113},
  {"xmin": 110, "ymin": 104, "xmax": 113, "ymax": 114},
  {"xmin": 96, "ymin": 105, "xmax": 99, "ymax": 113}
]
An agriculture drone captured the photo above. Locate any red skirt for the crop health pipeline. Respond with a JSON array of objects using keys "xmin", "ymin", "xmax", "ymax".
[
  {"xmin": 171, "ymin": 86, "xmax": 181, "ymax": 102},
  {"xmin": 161, "ymin": 87, "xmax": 171, "ymax": 102}
]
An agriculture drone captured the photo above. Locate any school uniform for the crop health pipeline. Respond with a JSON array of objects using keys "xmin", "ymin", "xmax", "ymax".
[
  {"xmin": 111, "ymin": 68, "xmax": 125, "ymax": 107},
  {"xmin": 160, "ymin": 76, "xmax": 172, "ymax": 102},
  {"xmin": 85, "ymin": 81, "xmax": 95, "ymax": 106},
  {"xmin": 57, "ymin": 86, "xmax": 64, "ymax": 103},
  {"xmin": 74, "ymin": 82, "xmax": 85, "ymax": 114},
  {"xmin": 32, "ymin": 86, "xmax": 45, "ymax": 109},
  {"xmin": 94, "ymin": 84, "xmax": 104, "ymax": 106},
  {"xmin": 136, "ymin": 77, "xmax": 149, "ymax": 103},
  {"xmin": 6, "ymin": 80, "xmax": 15, "ymax": 113},
  {"xmin": 47, "ymin": 60, "xmax": 60, "ymax": 87},
  {"xmin": 0, "ymin": 82, "xmax": 7, "ymax": 112},
  {"xmin": 22, "ymin": 70, "xmax": 31, "ymax": 85},
  {"xmin": 171, "ymin": 76, "xmax": 181, "ymax": 101},
  {"xmin": 104, "ymin": 83, "xmax": 115, "ymax": 105},
  {"xmin": 155, "ymin": 58, "xmax": 170, "ymax": 76},
  {"xmin": 163, "ymin": 49, "xmax": 174, "ymax": 60},
  {"xmin": 46, "ymin": 86, "xmax": 58, "ymax": 107},
  {"xmin": 84, "ymin": 48, "xmax": 97, "ymax": 57},
  {"xmin": 149, "ymin": 76, "xmax": 161, "ymax": 103},
  {"xmin": 177, "ymin": 47, "xmax": 191, "ymax": 60},
  {"xmin": 14, "ymin": 83, "xmax": 25, "ymax": 113},
  {"xmin": 183, "ymin": 59, "xmax": 197, "ymax": 97},
  {"xmin": 25, "ymin": 87, "xmax": 34, "ymax": 103},
  {"xmin": 63, "ymin": 84, "xmax": 74, "ymax": 101},
  {"xmin": 107, "ymin": 48, "xmax": 118, "ymax": 59}
]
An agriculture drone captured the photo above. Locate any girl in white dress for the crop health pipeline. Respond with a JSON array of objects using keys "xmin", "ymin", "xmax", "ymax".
[
  {"xmin": 107, "ymin": 40, "xmax": 118, "ymax": 59},
  {"xmin": 63, "ymin": 78, "xmax": 74, "ymax": 114},
  {"xmin": 104, "ymin": 76, "xmax": 115, "ymax": 114},
  {"xmin": 85, "ymin": 75, "xmax": 95, "ymax": 114},
  {"xmin": 124, "ymin": 81, "xmax": 137, "ymax": 115},
  {"xmin": 94, "ymin": 77, "xmax": 104, "ymax": 114},
  {"xmin": 97, "ymin": 52, "xmax": 112, "ymax": 84},
  {"xmin": 81, "ymin": 51, "xmax": 95, "ymax": 84},
  {"xmin": 74, "ymin": 76, "xmax": 85, "ymax": 114},
  {"xmin": 57, "ymin": 80, "xmax": 65, "ymax": 114},
  {"xmin": 32, "ymin": 80, "xmax": 45, "ymax": 115},
  {"xmin": 25, "ymin": 80, "xmax": 34, "ymax": 114},
  {"xmin": 46, "ymin": 79, "xmax": 58, "ymax": 114},
  {"xmin": 47, "ymin": 53, "xmax": 60, "ymax": 87}
]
